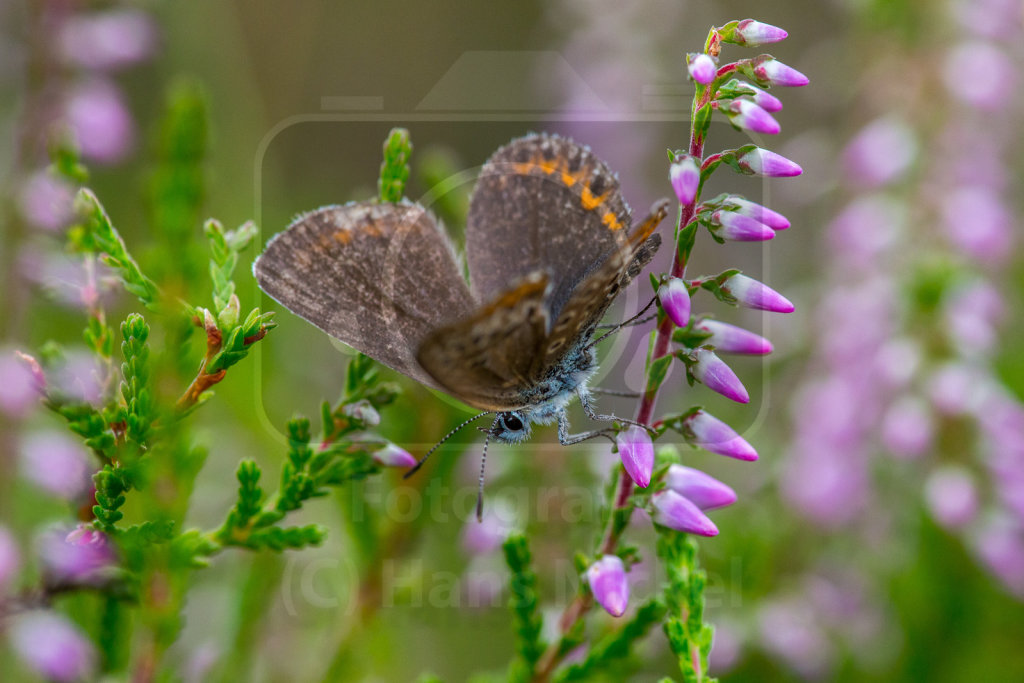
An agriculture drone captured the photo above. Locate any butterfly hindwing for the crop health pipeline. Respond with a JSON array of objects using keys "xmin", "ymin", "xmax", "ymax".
[
  {"xmin": 416, "ymin": 272, "xmax": 551, "ymax": 411},
  {"xmin": 254, "ymin": 200, "xmax": 475, "ymax": 390}
]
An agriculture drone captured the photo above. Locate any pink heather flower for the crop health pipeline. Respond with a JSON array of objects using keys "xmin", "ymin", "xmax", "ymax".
[
  {"xmin": 726, "ymin": 98, "xmax": 780, "ymax": 135},
  {"xmin": 616, "ymin": 426, "xmax": 654, "ymax": 488},
  {"xmin": 19, "ymin": 431, "xmax": 93, "ymax": 501},
  {"xmin": 373, "ymin": 443, "xmax": 416, "ymax": 468},
  {"xmin": 695, "ymin": 319, "xmax": 773, "ymax": 355},
  {"xmin": 943, "ymin": 42, "xmax": 1016, "ymax": 111},
  {"xmin": 64, "ymin": 79, "xmax": 136, "ymax": 164},
  {"xmin": 940, "ymin": 186, "xmax": 1013, "ymax": 266},
  {"xmin": 842, "ymin": 117, "xmax": 917, "ymax": 188},
  {"xmin": 669, "ymin": 156, "xmax": 700, "ymax": 205},
  {"xmin": 752, "ymin": 57, "xmax": 809, "ymax": 87},
  {"xmin": 40, "ymin": 526, "xmax": 117, "ymax": 586},
  {"xmin": 58, "ymin": 10, "xmax": 158, "ymax": 71},
  {"xmin": 724, "ymin": 196, "xmax": 789, "ymax": 230},
  {"xmin": 342, "ymin": 400, "xmax": 380, "ymax": 427},
  {"xmin": 688, "ymin": 53, "xmax": 717, "ymax": 85},
  {"xmin": 665, "ymin": 464, "xmax": 737, "ymax": 510},
  {"xmin": 756, "ymin": 600, "xmax": 834, "ymax": 679},
  {"xmin": 734, "ymin": 19, "xmax": 788, "ymax": 46},
  {"xmin": 711, "ymin": 210, "xmax": 775, "ymax": 241},
  {"xmin": 10, "ymin": 611, "xmax": 97, "ymax": 683},
  {"xmin": 880, "ymin": 396, "xmax": 934, "ymax": 459},
  {"xmin": 827, "ymin": 196, "xmax": 901, "ymax": 270},
  {"xmin": 651, "ymin": 489, "xmax": 719, "ymax": 536},
  {"xmin": 951, "ymin": 0, "xmax": 1024, "ymax": 40},
  {"xmin": 461, "ymin": 501, "xmax": 515, "ymax": 555},
  {"xmin": 586, "ymin": 555, "xmax": 629, "ymax": 617},
  {"xmin": 682, "ymin": 410, "xmax": 758, "ymax": 461},
  {"xmin": 658, "ymin": 278, "xmax": 691, "ymax": 327},
  {"xmin": 946, "ymin": 280, "xmax": 1005, "ymax": 355},
  {"xmin": 736, "ymin": 147, "xmax": 803, "ymax": 176},
  {"xmin": 709, "ymin": 621, "xmax": 743, "ymax": 674},
  {"xmin": 0, "ymin": 525, "xmax": 20, "ymax": 594},
  {"xmin": 747, "ymin": 84, "xmax": 783, "ymax": 112},
  {"xmin": 690, "ymin": 348, "xmax": 749, "ymax": 403},
  {"xmin": 0, "ymin": 351, "xmax": 41, "ymax": 418},
  {"xmin": 927, "ymin": 363, "xmax": 988, "ymax": 416},
  {"xmin": 18, "ymin": 171, "xmax": 76, "ymax": 232},
  {"xmin": 720, "ymin": 273, "xmax": 795, "ymax": 313},
  {"xmin": 925, "ymin": 467, "xmax": 979, "ymax": 529}
]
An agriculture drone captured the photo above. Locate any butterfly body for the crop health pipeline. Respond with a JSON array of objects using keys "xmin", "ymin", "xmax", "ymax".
[{"xmin": 255, "ymin": 132, "xmax": 667, "ymax": 448}]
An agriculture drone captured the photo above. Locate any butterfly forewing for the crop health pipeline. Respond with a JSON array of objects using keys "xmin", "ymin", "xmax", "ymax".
[
  {"xmin": 254, "ymin": 200, "xmax": 475, "ymax": 390},
  {"xmin": 466, "ymin": 133, "xmax": 633, "ymax": 319}
]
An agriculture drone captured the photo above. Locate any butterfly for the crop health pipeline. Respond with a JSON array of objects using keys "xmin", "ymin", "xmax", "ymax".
[{"xmin": 254, "ymin": 132, "xmax": 668, "ymax": 487}]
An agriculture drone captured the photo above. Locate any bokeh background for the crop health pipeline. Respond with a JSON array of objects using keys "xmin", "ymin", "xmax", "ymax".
[{"xmin": 1, "ymin": 0, "xmax": 1023, "ymax": 680}]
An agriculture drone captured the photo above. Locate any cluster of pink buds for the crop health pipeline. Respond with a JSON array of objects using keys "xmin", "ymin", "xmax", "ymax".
[{"xmin": 601, "ymin": 18, "xmax": 805, "ymax": 618}]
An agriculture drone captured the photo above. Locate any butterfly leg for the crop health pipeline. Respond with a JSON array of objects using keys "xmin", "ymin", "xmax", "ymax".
[
  {"xmin": 557, "ymin": 411, "xmax": 616, "ymax": 445},
  {"xmin": 577, "ymin": 388, "xmax": 656, "ymax": 435},
  {"xmin": 589, "ymin": 387, "xmax": 642, "ymax": 398}
]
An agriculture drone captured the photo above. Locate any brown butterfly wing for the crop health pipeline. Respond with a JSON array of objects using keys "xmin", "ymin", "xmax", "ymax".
[
  {"xmin": 254, "ymin": 200, "xmax": 475, "ymax": 390},
  {"xmin": 416, "ymin": 272, "xmax": 551, "ymax": 411},
  {"xmin": 534, "ymin": 201, "xmax": 668, "ymax": 376}
]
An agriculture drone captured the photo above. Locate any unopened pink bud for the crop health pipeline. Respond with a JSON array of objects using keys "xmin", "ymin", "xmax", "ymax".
[
  {"xmin": 616, "ymin": 426, "xmax": 654, "ymax": 488},
  {"xmin": 651, "ymin": 489, "xmax": 719, "ymax": 536},
  {"xmin": 658, "ymin": 278, "xmax": 691, "ymax": 327},
  {"xmin": 724, "ymin": 196, "xmax": 790, "ymax": 230},
  {"xmin": 694, "ymin": 319, "xmax": 773, "ymax": 355},
  {"xmin": 665, "ymin": 464, "xmax": 737, "ymax": 510},
  {"xmin": 670, "ymin": 156, "xmax": 701, "ymax": 205},
  {"xmin": 726, "ymin": 99, "xmax": 780, "ymax": 135},
  {"xmin": 735, "ymin": 19, "xmax": 789, "ymax": 46},
  {"xmin": 688, "ymin": 53, "xmax": 717, "ymax": 85},
  {"xmin": 374, "ymin": 443, "xmax": 416, "ymax": 468},
  {"xmin": 682, "ymin": 410, "xmax": 758, "ymax": 461},
  {"xmin": 752, "ymin": 57, "xmax": 809, "ymax": 87},
  {"xmin": 587, "ymin": 555, "xmax": 629, "ymax": 617},
  {"xmin": 721, "ymin": 274, "xmax": 794, "ymax": 313},
  {"xmin": 711, "ymin": 211, "xmax": 776, "ymax": 241},
  {"xmin": 736, "ymin": 147, "xmax": 803, "ymax": 177},
  {"xmin": 690, "ymin": 348, "xmax": 749, "ymax": 403}
]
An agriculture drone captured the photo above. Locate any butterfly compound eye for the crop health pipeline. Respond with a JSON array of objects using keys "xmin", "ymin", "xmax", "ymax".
[{"xmin": 501, "ymin": 412, "xmax": 524, "ymax": 432}]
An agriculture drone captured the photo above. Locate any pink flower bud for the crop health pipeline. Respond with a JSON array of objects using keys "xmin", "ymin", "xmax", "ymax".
[
  {"xmin": 586, "ymin": 555, "xmax": 629, "ymax": 617},
  {"xmin": 0, "ymin": 351, "xmax": 41, "ymax": 418},
  {"xmin": 665, "ymin": 464, "xmax": 737, "ymax": 510},
  {"xmin": 726, "ymin": 99, "xmax": 780, "ymax": 135},
  {"xmin": 736, "ymin": 147, "xmax": 803, "ymax": 176},
  {"xmin": 374, "ymin": 443, "xmax": 416, "ymax": 468},
  {"xmin": 670, "ymin": 156, "xmax": 701, "ymax": 205},
  {"xmin": 681, "ymin": 410, "xmax": 758, "ymax": 461},
  {"xmin": 18, "ymin": 171, "xmax": 76, "ymax": 232},
  {"xmin": 616, "ymin": 426, "xmax": 654, "ymax": 488},
  {"xmin": 64, "ymin": 79, "xmax": 136, "ymax": 164},
  {"xmin": 461, "ymin": 501, "xmax": 515, "ymax": 555},
  {"xmin": 688, "ymin": 53, "xmax": 717, "ymax": 85},
  {"xmin": 19, "ymin": 431, "xmax": 93, "ymax": 502},
  {"xmin": 721, "ymin": 274, "xmax": 794, "ymax": 313},
  {"xmin": 881, "ymin": 396, "xmax": 934, "ymax": 459},
  {"xmin": 694, "ymin": 319, "xmax": 773, "ymax": 355},
  {"xmin": 651, "ymin": 489, "xmax": 719, "ymax": 536},
  {"xmin": 57, "ymin": 10, "xmax": 158, "ymax": 71},
  {"xmin": 735, "ymin": 19, "xmax": 789, "ymax": 46},
  {"xmin": 752, "ymin": 57, "xmax": 809, "ymax": 87},
  {"xmin": 658, "ymin": 278, "xmax": 691, "ymax": 327},
  {"xmin": 711, "ymin": 210, "xmax": 776, "ymax": 241},
  {"xmin": 690, "ymin": 348, "xmax": 749, "ymax": 403},
  {"xmin": 10, "ymin": 611, "xmax": 97, "ymax": 683},
  {"xmin": 39, "ymin": 526, "xmax": 117, "ymax": 587},
  {"xmin": 724, "ymin": 196, "xmax": 790, "ymax": 230},
  {"xmin": 343, "ymin": 400, "xmax": 381, "ymax": 427}
]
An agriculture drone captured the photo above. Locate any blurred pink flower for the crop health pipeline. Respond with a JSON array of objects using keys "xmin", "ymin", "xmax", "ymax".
[
  {"xmin": 0, "ymin": 350, "xmax": 40, "ymax": 418},
  {"xmin": 18, "ymin": 171, "xmax": 76, "ymax": 232},
  {"xmin": 19, "ymin": 431, "xmax": 93, "ymax": 501},
  {"xmin": 943, "ymin": 42, "xmax": 1016, "ymax": 111},
  {"xmin": 974, "ymin": 517, "xmax": 1024, "ymax": 596},
  {"xmin": 880, "ymin": 396, "xmax": 934, "ymax": 459},
  {"xmin": 756, "ymin": 599, "xmax": 834, "ymax": 679},
  {"xmin": 940, "ymin": 186, "xmax": 1013, "ymax": 266},
  {"xmin": 64, "ymin": 78, "xmax": 136, "ymax": 164},
  {"xmin": 952, "ymin": 0, "xmax": 1024, "ymax": 39},
  {"xmin": 58, "ymin": 9, "xmax": 158, "ymax": 71},
  {"xmin": 827, "ymin": 196, "xmax": 902, "ymax": 271},
  {"xmin": 842, "ymin": 117, "xmax": 917, "ymax": 188},
  {"xmin": 708, "ymin": 620, "xmax": 743, "ymax": 674},
  {"xmin": 39, "ymin": 525, "xmax": 117, "ymax": 586},
  {"xmin": 925, "ymin": 467, "xmax": 978, "ymax": 529},
  {"xmin": 461, "ymin": 500, "xmax": 515, "ymax": 555},
  {"xmin": 10, "ymin": 611, "xmax": 97, "ymax": 683}
]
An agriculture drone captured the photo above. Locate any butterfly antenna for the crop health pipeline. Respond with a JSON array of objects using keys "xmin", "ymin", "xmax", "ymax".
[
  {"xmin": 404, "ymin": 411, "xmax": 492, "ymax": 479},
  {"xmin": 587, "ymin": 293, "xmax": 660, "ymax": 349},
  {"xmin": 475, "ymin": 414, "xmax": 501, "ymax": 522}
]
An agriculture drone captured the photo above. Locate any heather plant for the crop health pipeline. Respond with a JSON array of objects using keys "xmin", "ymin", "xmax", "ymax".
[{"xmin": 0, "ymin": 16, "xmax": 809, "ymax": 681}]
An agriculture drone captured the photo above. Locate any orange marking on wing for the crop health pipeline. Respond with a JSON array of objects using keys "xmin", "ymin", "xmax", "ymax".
[
  {"xmin": 333, "ymin": 229, "xmax": 353, "ymax": 244},
  {"xmin": 537, "ymin": 155, "xmax": 558, "ymax": 175},
  {"xmin": 561, "ymin": 172, "xmax": 578, "ymax": 187},
  {"xmin": 602, "ymin": 211, "xmax": 624, "ymax": 231},
  {"xmin": 580, "ymin": 185, "xmax": 609, "ymax": 211}
]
